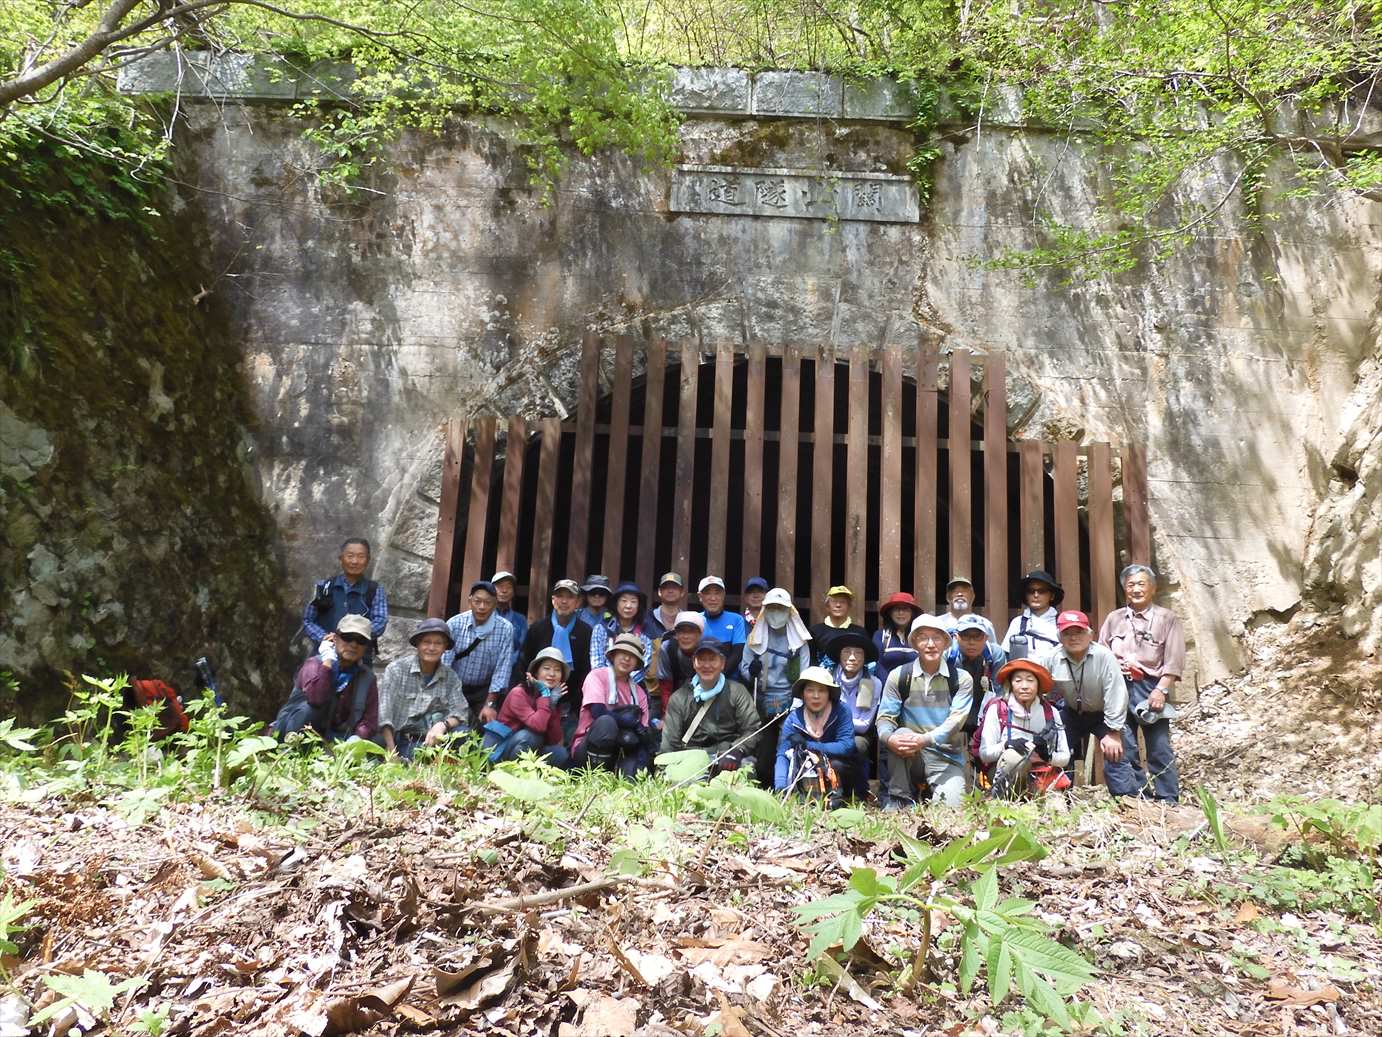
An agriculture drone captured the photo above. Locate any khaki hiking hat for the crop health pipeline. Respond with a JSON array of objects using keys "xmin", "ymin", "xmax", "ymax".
[
  {"xmin": 605, "ymin": 632, "xmax": 647, "ymax": 666},
  {"xmin": 335, "ymin": 614, "xmax": 374, "ymax": 642},
  {"xmin": 792, "ymin": 664, "xmax": 841, "ymax": 699},
  {"xmin": 908, "ymin": 613, "xmax": 950, "ymax": 641},
  {"xmin": 529, "ymin": 646, "xmax": 571, "ymax": 680},
  {"xmin": 826, "ymin": 585, "xmax": 854, "ymax": 599},
  {"xmin": 658, "ymin": 572, "xmax": 685, "ymax": 587}
]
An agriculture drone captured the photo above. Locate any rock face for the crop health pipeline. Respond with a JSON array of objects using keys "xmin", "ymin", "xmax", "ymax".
[{"xmin": 0, "ymin": 146, "xmax": 291, "ymax": 720}]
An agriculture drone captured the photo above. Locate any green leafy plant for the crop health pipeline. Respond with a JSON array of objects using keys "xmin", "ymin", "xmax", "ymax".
[
  {"xmin": 0, "ymin": 717, "xmax": 38, "ymax": 753},
  {"xmin": 1196, "ymin": 784, "xmax": 1230, "ymax": 855},
  {"xmin": 0, "ymin": 890, "xmax": 35, "ymax": 959},
  {"xmin": 27, "ymin": 970, "xmax": 146, "ymax": 1026},
  {"xmin": 794, "ymin": 826, "xmax": 1096, "ymax": 1026}
]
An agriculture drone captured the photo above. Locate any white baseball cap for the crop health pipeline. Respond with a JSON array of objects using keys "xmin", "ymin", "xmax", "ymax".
[{"xmin": 698, "ymin": 576, "xmax": 726, "ymax": 592}]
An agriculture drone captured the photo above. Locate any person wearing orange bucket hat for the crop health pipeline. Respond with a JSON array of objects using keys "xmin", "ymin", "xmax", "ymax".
[{"xmin": 973, "ymin": 658, "xmax": 1071, "ymax": 799}]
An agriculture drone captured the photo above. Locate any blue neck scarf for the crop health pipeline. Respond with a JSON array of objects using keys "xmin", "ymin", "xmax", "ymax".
[
  {"xmin": 550, "ymin": 611, "xmax": 577, "ymax": 665},
  {"xmin": 334, "ymin": 664, "xmax": 358, "ymax": 694},
  {"xmin": 692, "ymin": 674, "xmax": 726, "ymax": 703}
]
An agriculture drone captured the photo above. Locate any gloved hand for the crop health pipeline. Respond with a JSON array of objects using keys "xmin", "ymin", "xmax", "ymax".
[
  {"xmin": 717, "ymin": 753, "xmax": 741, "ymax": 772},
  {"xmin": 617, "ymin": 728, "xmax": 642, "ymax": 752},
  {"xmin": 317, "ymin": 637, "xmax": 339, "ymax": 667},
  {"xmin": 1005, "ymin": 737, "xmax": 1033, "ymax": 756},
  {"xmin": 787, "ymin": 729, "xmax": 807, "ymax": 750},
  {"xmin": 1032, "ymin": 733, "xmax": 1053, "ymax": 762}
]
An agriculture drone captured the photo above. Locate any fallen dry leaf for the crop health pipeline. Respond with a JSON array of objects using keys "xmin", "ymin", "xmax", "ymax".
[
  {"xmin": 675, "ymin": 937, "xmax": 772, "ymax": 966},
  {"xmin": 1264, "ymin": 978, "xmax": 1341, "ymax": 1006},
  {"xmin": 560, "ymin": 992, "xmax": 639, "ymax": 1036},
  {"xmin": 715, "ymin": 991, "xmax": 752, "ymax": 1037},
  {"xmin": 1233, "ymin": 901, "xmax": 1261, "ymax": 924}
]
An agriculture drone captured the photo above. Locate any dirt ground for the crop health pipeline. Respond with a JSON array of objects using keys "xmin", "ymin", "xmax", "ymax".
[{"xmin": 1177, "ymin": 610, "xmax": 1382, "ymax": 803}]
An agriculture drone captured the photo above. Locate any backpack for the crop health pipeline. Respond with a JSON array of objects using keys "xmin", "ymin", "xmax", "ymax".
[
  {"xmin": 969, "ymin": 696, "xmax": 1056, "ymax": 768},
  {"xmin": 899, "ymin": 659, "xmax": 960, "ymax": 703},
  {"xmin": 123, "ymin": 679, "xmax": 190, "ymax": 740},
  {"xmin": 313, "ymin": 577, "xmax": 379, "ymax": 613}
]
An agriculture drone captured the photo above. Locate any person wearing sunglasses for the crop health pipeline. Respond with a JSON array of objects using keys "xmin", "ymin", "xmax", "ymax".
[{"xmin": 272, "ymin": 613, "xmax": 380, "ymax": 744}]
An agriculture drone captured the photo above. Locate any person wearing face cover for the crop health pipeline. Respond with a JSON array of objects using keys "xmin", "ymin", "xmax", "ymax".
[{"xmin": 744, "ymin": 586, "xmax": 813, "ymax": 786}]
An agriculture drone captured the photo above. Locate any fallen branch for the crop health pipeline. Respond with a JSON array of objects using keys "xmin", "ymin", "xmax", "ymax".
[{"xmin": 469, "ymin": 876, "xmax": 628, "ymax": 913}]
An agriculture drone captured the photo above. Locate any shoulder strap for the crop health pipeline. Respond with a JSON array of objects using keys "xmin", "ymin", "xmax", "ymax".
[
  {"xmin": 946, "ymin": 663, "xmax": 959, "ymax": 701},
  {"xmin": 364, "ymin": 579, "xmax": 378, "ymax": 607},
  {"xmin": 682, "ymin": 696, "xmax": 716, "ymax": 744}
]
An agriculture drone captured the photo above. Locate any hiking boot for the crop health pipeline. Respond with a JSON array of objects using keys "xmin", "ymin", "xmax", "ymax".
[{"xmin": 883, "ymin": 797, "xmax": 917, "ymax": 813}]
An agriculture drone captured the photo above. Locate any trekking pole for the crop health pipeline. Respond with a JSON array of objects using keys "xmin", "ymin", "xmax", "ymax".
[{"xmin": 667, "ymin": 707, "xmax": 790, "ymax": 791}]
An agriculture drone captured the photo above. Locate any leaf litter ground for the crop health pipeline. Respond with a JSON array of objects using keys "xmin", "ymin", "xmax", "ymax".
[{"xmin": 1, "ymin": 779, "xmax": 1377, "ymax": 1037}]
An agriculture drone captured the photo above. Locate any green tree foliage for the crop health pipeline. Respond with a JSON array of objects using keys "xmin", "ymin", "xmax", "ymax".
[{"xmin": 2, "ymin": 1, "xmax": 1380, "ymax": 270}]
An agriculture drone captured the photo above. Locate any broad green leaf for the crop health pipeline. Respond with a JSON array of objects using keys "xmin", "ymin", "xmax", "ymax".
[
  {"xmin": 972, "ymin": 868, "xmax": 998, "ymax": 912},
  {"xmin": 996, "ymin": 897, "xmax": 1035, "ymax": 916},
  {"xmin": 988, "ymin": 934, "xmax": 1013, "ymax": 1007},
  {"xmin": 726, "ymin": 784, "xmax": 786, "ymax": 823},
  {"xmin": 792, "ymin": 891, "xmax": 864, "ymax": 922},
  {"xmin": 957, "ymin": 921, "xmax": 981, "ymax": 993},
  {"xmin": 826, "ymin": 807, "xmax": 866, "ymax": 830},
  {"xmin": 849, "ymin": 868, "xmax": 886, "ymax": 898},
  {"xmin": 804, "ymin": 902, "xmax": 866, "ymax": 960},
  {"xmin": 1012, "ymin": 958, "xmax": 1072, "ymax": 1028},
  {"xmin": 488, "ymin": 768, "xmax": 556, "ymax": 804},
  {"xmin": 1001, "ymin": 927, "xmax": 1095, "ymax": 996},
  {"xmin": 225, "ymin": 735, "xmax": 279, "ymax": 769},
  {"xmin": 30, "ymin": 971, "xmax": 146, "ymax": 1025},
  {"xmin": 0, "ymin": 718, "xmax": 39, "ymax": 751},
  {"xmin": 654, "ymin": 748, "xmax": 711, "ymax": 783}
]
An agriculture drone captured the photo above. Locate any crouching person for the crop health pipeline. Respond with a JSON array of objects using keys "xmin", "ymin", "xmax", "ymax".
[
  {"xmin": 974, "ymin": 660, "xmax": 1071, "ymax": 799},
  {"xmin": 660, "ymin": 640, "xmax": 761, "ymax": 776},
  {"xmin": 571, "ymin": 633, "xmax": 660, "ymax": 778},
  {"xmin": 374, "ymin": 618, "xmax": 472, "ymax": 759},
  {"xmin": 273, "ymin": 614, "xmax": 379, "ymax": 744},
  {"xmin": 484, "ymin": 647, "xmax": 571, "ymax": 768},
  {"xmin": 877, "ymin": 614, "xmax": 973, "ymax": 809},
  {"xmin": 774, "ymin": 666, "xmax": 857, "ymax": 808}
]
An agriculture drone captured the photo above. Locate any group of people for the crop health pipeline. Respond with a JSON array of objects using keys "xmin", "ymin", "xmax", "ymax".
[{"xmin": 273, "ymin": 538, "xmax": 1186, "ymax": 807}]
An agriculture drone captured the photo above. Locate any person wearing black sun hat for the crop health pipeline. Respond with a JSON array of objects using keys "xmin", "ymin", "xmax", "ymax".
[{"xmin": 1000, "ymin": 569, "xmax": 1064, "ymax": 660}]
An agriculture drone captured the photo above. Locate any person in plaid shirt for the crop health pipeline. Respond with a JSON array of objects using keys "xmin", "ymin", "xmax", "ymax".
[
  {"xmin": 378, "ymin": 618, "xmax": 472, "ymax": 760},
  {"xmin": 443, "ymin": 580, "xmax": 515, "ymax": 725}
]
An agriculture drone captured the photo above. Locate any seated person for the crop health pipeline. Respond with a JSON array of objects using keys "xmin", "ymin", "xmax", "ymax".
[
  {"xmin": 272, "ymin": 614, "xmax": 379, "ymax": 743},
  {"xmin": 774, "ymin": 666, "xmax": 858, "ymax": 809},
  {"xmin": 830, "ymin": 631, "xmax": 881, "ymax": 795},
  {"xmin": 660, "ymin": 639, "xmax": 761, "ymax": 775},
  {"xmin": 655, "ymin": 611, "xmax": 704, "ymax": 712},
  {"xmin": 377, "ymin": 618, "xmax": 472, "ymax": 760},
  {"xmin": 570, "ymin": 633, "xmax": 660, "ymax": 778},
  {"xmin": 947, "ymin": 615, "xmax": 1007, "ymax": 749},
  {"xmin": 975, "ymin": 659, "xmax": 1071, "ymax": 798},
  {"xmin": 484, "ymin": 646, "xmax": 571, "ymax": 768},
  {"xmin": 877, "ymin": 614, "xmax": 974, "ymax": 808}
]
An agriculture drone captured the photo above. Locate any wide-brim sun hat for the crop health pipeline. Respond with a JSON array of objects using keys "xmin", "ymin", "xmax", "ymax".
[
  {"xmin": 995, "ymin": 658, "xmax": 1055, "ymax": 695},
  {"xmin": 605, "ymin": 632, "xmax": 647, "ymax": 666},
  {"xmin": 826, "ymin": 629, "xmax": 877, "ymax": 663},
  {"xmin": 1019, "ymin": 569, "xmax": 1065, "ymax": 607},
  {"xmin": 529, "ymin": 645, "xmax": 571, "ymax": 680},
  {"xmin": 792, "ymin": 664, "xmax": 841, "ymax": 700},
  {"xmin": 908, "ymin": 613, "xmax": 951, "ymax": 642},
  {"xmin": 409, "ymin": 617, "xmax": 454, "ymax": 649},
  {"xmin": 880, "ymin": 591, "xmax": 923, "ymax": 618}
]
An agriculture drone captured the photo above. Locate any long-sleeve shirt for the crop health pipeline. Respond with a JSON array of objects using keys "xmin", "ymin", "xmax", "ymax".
[
  {"xmin": 1000, "ymin": 607, "xmax": 1060, "ymax": 656},
  {"xmin": 1098, "ymin": 604, "xmax": 1187, "ymax": 680},
  {"xmin": 745, "ymin": 630, "xmax": 811, "ymax": 717},
  {"xmin": 873, "ymin": 628, "xmax": 917, "ymax": 689},
  {"xmin": 442, "ymin": 611, "xmax": 514, "ymax": 695},
  {"xmin": 836, "ymin": 671, "xmax": 882, "ymax": 735},
  {"xmin": 294, "ymin": 656, "xmax": 378, "ymax": 739},
  {"xmin": 774, "ymin": 701, "xmax": 856, "ymax": 789},
  {"xmin": 588, "ymin": 623, "xmax": 654, "ymax": 682},
  {"xmin": 660, "ymin": 680, "xmax": 761, "ymax": 759},
  {"xmin": 496, "ymin": 606, "xmax": 529, "ymax": 655},
  {"xmin": 977, "ymin": 694, "xmax": 1071, "ymax": 768},
  {"xmin": 1037, "ymin": 642, "xmax": 1128, "ymax": 731},
  {"xmin": 302, "ymin": 573, "xmax": 389, "ymax": 644},
  {"xmin": 876, "ymin": 659, "xmax": 974, "ymax": 763},
  {"xmin": 496, "ymin": 681, "xmax": 565, "ymax": 748},
  {"xmin": 377, "ymin": 657, "xmax": 471, "ymax": 736},
  {"xmin": 572, "ymin": 667, "xmax": 653, "ymax": 750}
]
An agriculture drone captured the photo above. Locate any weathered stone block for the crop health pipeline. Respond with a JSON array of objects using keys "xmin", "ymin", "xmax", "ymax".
[
  {"xmin": 751, "ymin": 72, "xmax": 842, "ymax": 117},
  {"xmin": 391, "ymin": 493, "xmax": 442, "ymax": 558},
  {"xmin": 842, "ymin": 78, "xmax": 916, "ymax": 122},
  {"xmin": 669, "ymin": 68, "xmax": 750, "ymax": 115}
]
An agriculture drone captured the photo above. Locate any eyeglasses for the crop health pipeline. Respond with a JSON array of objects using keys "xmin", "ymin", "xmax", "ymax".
[
  {"xmin": 469, "ymin": 595, "xmax": 495, "ymax": 605},
  {"xmin": 913, "ymin": 634, "xmax": 947, "ymax": 645}
]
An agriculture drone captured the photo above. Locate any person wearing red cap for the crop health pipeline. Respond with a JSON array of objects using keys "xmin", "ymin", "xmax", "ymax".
[
  {"xmin": 975, "ymin": 659, "xmax": 1070, "ymax": 798},
  {"xmin": 873, "ymin": 591, "xmax": 923, "ymax": 687},
  {"xmin": 1038, "ymin": 611, "xmax": 1137, "ymax": 796}
]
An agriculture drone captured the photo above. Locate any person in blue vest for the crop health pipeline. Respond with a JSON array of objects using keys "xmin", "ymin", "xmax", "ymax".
[
  {"xmin": 697, "ymin": 576, "xmax": 748, "ymax": 677},
  {"xmin": 273, "ymin": 614, "xmax": 380, "ymax": 743},
  {"xmin": 301, "ymin": 538, "xmax": 389, "ymax": 652}
]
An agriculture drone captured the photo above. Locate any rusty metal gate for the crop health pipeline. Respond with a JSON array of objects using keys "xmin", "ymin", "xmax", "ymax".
[{"xmin": 427, "ymin": 335, "xmax": 1151, "ymax": 628}]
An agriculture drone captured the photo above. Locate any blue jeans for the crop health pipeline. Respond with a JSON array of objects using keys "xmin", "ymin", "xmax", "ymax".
[
  {"xmin": 482, "ymin": 727, "xmax": 570, "ymax": 769},
  {"xmin": 1123, "ymin": 677, "xmax": 1180, "ymax": 802},
  {"xmin": 1061, "ymin": 705, "xmax": 1139, "ymax": 797}
]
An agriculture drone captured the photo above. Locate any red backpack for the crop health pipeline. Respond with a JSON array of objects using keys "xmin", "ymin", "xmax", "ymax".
[
  {"xmin": 126, "ymin": 679, "xmax": 190, "ymax": 740},
  {"xmin": 969, "ymin": 696, "xmax": 1056, "ymax": 769}
]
